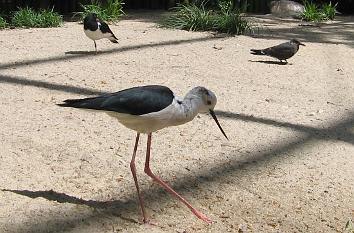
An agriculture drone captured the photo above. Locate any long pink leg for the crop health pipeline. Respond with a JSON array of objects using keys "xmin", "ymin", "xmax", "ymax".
[
  {"xmin": 130, "ymin": 133, "xmax": 149, "ymax": 223},
  {"xmin": 144, "ymin": 133, "xmax": 212, "ymax": 224}
]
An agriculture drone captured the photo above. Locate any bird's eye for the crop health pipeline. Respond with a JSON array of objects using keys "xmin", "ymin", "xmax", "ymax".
[{"xmin": 207, "ymin": 100, "xmax": 211, "ymax": 105}]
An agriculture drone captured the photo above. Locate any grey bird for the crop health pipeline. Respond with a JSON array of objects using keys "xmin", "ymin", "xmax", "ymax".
[{"xmin": 250, "ymin": 39, "xmax": 305, "ymax": 64}]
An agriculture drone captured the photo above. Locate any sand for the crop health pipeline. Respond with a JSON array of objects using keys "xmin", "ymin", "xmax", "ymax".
[{"xmin": 0, "ymin": 12, "xmax": 353, "ymax": 233}]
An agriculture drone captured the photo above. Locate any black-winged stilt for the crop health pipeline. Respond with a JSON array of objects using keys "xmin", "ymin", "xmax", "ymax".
[
  {"xmin": 83, "ymin": 13, "xmax": 118, "ymax": 53},
  {"xmin": 251, "ymin": 39, "xmax": 305, "ymax": 63},
  {"xmin": 58, "ymin": 85, "xmax": 228, "ymax": 224}
]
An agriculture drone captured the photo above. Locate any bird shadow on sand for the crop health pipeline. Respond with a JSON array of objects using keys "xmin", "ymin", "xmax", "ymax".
[
  {"xmin": 248, "ymin": 60, "xmax": 290, "ymax": 65},
  {"xmin": 65, "ymin": 51, "xmax": 96, "ymax": 55},
  {"xmin": 1, "ymin": 188, "xmax": 139, "ymax": 223},
  {"xmin": 2, "ymin": 188, "xmax": 119, "ymax": 209}
]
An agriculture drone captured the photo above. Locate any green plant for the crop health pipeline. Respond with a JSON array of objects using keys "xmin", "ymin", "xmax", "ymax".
[
  {"xmin": 37, "ymin": 9, "xmax": 63, "ymax": 27},
  {"xmin": 162, "ymin": 3, "xmax": 215, "ymax": 31},
  {"xmin": 321, "ymin": 1, "xmax": 337, "ymax": 20},
  {"xmin": 80, "ymin": 1, "xmax": 109, "ymax": 20},
  {"xmin": 214, "ymin": 0, "xmax": 252, "ymax": 34},
  {"xmin": 0, "ymin": 15, "xmax": 7, "ymax": 28},
  {"xmin": 301, "ymin": 0, "xmax": 322, "ymax": 22},
  {"xmin": 106, "ymin": 0, "xmax": 124, "ymax": 20},
  {"xmin": 79, "ymin": 0, "xmax": 124, "ymax": 21},
  {"xmin": 11, "ymin": 7, "xmax": 62, "ymax": 28},
  {"xmin": 161, "ymin": 0, "xmax": 252, "ymax": 35},
  {"xmin": 301, "ymin": 0, "xmax": 337, "ymax": 22},
  {"xmin": 12, "ymin": 7, "xmax": 38, "ymax": 27}
]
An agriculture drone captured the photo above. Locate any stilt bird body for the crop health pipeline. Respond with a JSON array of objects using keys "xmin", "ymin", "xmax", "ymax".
[{"xmin": 58, "ymin": 85, "xmax": 228, "ymax": 224}]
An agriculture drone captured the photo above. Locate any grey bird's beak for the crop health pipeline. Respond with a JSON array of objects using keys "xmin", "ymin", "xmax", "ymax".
[
  {"xmin": 209, "ymin": 110, "xmax": 228, "ymax": 140},
  {"xmin": 300, "ymin": 43, "xmax": 305, "ymax": 46}
]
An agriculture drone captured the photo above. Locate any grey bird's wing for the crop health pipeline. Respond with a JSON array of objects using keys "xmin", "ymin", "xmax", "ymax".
[
  {"xmin": 58, "ymin": 85, "xmax": 174, "ymax": 116},
  {"xmin": 263, "ymin": 42, "xmax": 297, "ymax": 60}
]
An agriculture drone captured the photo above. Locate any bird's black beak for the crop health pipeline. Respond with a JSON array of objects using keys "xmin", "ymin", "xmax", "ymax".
[
  {"xmin": 209, "ymin": 110, "xmax": 228, "ymax": 140},
  {"xmin": 300, "ymin": 43, "xmax": 305, "ymax": 46}
]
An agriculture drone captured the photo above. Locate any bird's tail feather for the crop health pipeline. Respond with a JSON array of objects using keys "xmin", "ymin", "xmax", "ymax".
[
  {"xmin": 109, "ymin": 34, "xmax": 118, "ymax": 43},
  {"xmin": 110, "ymin": 39, "xmax": 118, "ymax": 43},
  {"xmin": 250, "ymin": 49, "xmax": 265, "ymax": 55},
  {"xmin": 57, "ymin": 95, "xmax": 109, "ymax": 111},
  {"xmin": 57, "ymin": 98, "xmax": 94, "ymax": 108}
]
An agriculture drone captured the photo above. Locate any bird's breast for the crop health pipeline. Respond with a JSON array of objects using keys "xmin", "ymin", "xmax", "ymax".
[
  {"xmin": 105, "ymin": 100, "xmax": 196, "ymax": 133},
  {"xmin": 84, "ymin": 29, "xmax": 111, "ymax": 41}
]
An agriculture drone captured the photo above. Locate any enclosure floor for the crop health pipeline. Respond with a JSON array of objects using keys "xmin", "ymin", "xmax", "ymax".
[{"xmin": 0, "ymin": 12, "xmax": 353, "ymax": 233}]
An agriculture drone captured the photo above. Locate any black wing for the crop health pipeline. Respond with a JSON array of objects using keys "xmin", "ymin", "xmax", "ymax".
[
  {"xmin": 58, "ymin": 85, "xmax": 174, "ymax": 116},
  {"xmin": 99, "ymin": 21, "xmax": 118, "ymax": 40}
]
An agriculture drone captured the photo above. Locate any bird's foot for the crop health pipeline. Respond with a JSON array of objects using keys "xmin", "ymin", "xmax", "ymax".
[{"xmin": 192, "ymin": 209, "xmax": 213, "ymax": 224}]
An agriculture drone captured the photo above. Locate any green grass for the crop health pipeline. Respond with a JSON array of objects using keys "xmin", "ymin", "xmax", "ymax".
[
  {"xmin": 106, "ymin": 0, "xmax": 125, "ymax": 20},
  {"xmin": 0, "ymin": 15, "xmax": 7, "ymax": 28},
  {"xmin": 301, "ymin": 0, "xmax": 321, "ymax": 22},
  {"xmin": 321, "ymin": 1, "xmax": 337, "ymax": 20},
  {"xmin": 11, "ymin": 7, "xmax": 38, "ymax": 27},
  {"xmin": 161, "ymin": 0, "xmax": 252, "ymax": 35},
  {"xmin": 11, "ymin": 7, "xmax": 62, "ymax": 28},
  {"xmin": 162, "ymin": 4, "xmax": 214, "ymax": 31},
  {"xmin": 301, "ymin": 0, "xmax": 337, "ymax": 22},
  {"xmin": 37, "ymin": 9, "xmax": 63, "ymax": 27},
  {"xmin": 214, "ymin": 0, "xmax": 252, "ymax": 34},
  {"xmin": 79, "ymin": 0, "xmax": 124, "ymax": 21},
  {"xmin": 80, "ymin": 2, "xmax": 108, "ymax": 20}
]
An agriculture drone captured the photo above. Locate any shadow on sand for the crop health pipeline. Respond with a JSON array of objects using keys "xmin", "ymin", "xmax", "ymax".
[{"xmin": 248, "ymin": 59, "xmax": 289, "ymax": 65}]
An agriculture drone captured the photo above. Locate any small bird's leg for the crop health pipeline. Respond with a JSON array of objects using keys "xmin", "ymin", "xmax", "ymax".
[
  {"xmin": 130, "ymin": 133, "xmax": 149, "ymax": 223},
  {"xmin": 94, "ymin": 41, "xmax": 97, "ymax": 54},
  {"xmin": 144, "ymin": 133, "xmax": 212, "ymax": 224}
]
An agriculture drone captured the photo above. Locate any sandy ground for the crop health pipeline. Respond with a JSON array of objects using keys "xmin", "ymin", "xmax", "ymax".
[{"xmin": 0, "ymin": 12, "xmax": 353, "ymax": 233}]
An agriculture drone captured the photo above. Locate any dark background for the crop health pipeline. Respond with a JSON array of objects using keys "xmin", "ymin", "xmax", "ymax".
[{"xmin": 0, "ymin": 0, "xmax": 353, "ymax": 15}]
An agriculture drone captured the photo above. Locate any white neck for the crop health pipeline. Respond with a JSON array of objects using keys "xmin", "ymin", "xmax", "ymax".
[{"xmin": 166, "ymin": 92, "xmax": 204, "ymax": 126}]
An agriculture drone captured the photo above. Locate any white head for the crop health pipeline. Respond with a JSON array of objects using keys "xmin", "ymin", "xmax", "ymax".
[
  {"xmin": 188, "ymin": 87, "xmax": 228, "ymax": 139},
  {"xmin": 188, "ymin": 87, "xmax": 217, "ymax": 112}
]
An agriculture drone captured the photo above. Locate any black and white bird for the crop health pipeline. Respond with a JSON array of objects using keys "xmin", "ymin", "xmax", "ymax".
[
  {"xmin": 250, "ymin": 39, "xmax": 305, "ymax": 63},
  {"xmin": 83, "ymin": 13, "xmax": 118, "ymax": 53},
  {"xmin": 58, "ymin": 85, "xmax": 228, "ymax": 224}
]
